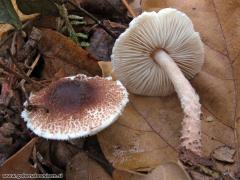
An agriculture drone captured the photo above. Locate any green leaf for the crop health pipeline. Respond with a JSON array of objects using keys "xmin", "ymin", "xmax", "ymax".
[
  {"xmin": 68, "ymin": 15, "xmax": 83, "ymax": 20},
  {"xmin": 0, "ymin": 0, "xmax": 22, "ymax": 29},
  {"xmin": 16, "ymin": 0, "xmax": 58, "ymax": 16},
  {"xmin": 80, "ymin": 42, "xmax": 90, "ymax": 47},
  {"xmin": 75, "ymin": 32, "xmax": 88, "ymax": 39},
  {"xmin": 70, "ymin": 20, "xmax": 86, "ymax": 25}
]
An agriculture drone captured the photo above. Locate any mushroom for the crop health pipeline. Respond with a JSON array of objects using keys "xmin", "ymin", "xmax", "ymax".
[
  {"xmin": 21, "ymin": 74, "xmax": 128, "ymax": 140},
  {"xmin": 111, "ymin": 8, "xmax": 204, "ymax": 155}
]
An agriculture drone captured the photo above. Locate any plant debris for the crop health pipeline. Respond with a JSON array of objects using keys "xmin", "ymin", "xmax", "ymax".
[
  {"xmin": 0, "ymin": 0, "xmax": 239, "ymax": 179},
  {"xmin": 211, "ymin": 146, "xmax": 236, "ymax": 163}
]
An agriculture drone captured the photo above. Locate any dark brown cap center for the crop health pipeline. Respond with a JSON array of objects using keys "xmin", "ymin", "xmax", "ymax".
[{"xmin": 45, "ymin": 79, "xmax": 96, "ymax": 113}]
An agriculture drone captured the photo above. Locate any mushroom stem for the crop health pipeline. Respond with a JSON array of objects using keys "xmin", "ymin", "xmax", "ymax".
[{"xmin": 154, "ymin": 50, "xmax": 202, "ymax": 155}]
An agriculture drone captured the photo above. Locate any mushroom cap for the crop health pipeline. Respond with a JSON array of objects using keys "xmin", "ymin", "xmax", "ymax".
[
  {"xmin": 21, "ymin": 74, "xmax": 128, "ymax": 140},
  {"xmin": 111, "ymin": 8, "xmax": 204, "ymax": 96}
]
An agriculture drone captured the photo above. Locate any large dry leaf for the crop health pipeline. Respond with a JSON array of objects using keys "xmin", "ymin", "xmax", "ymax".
[
  {"xmin": 98, "ymin": 0, "xmax": 240, "ymax": 175},
  {"xmin": 66, "ymin": 152, "xmax": 112, "ymax": 180},
  {"xmin": 38, "ymin": 28, "xmax": 102, "ymax": 79},
  {"xmin": 113, "ymin": 162, "xmax": 190, "ymax": 180},
  {"xmin": 0, "ymin": 137, "xmax": 38, "ymax": 174}
]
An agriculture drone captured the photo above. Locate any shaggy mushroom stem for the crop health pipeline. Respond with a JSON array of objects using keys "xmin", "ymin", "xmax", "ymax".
[{"xmin": 154, "ymin": 50, "xmax": 202, "ymax": 155}]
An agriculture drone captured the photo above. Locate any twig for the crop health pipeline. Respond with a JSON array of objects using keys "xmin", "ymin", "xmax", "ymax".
[
  {"xmin": 0, "ymin": 20, "xmax": 34, "ymax": 48},
  {"xmin": 0, "ymin": 60, "xmax": 32, "ymax": 83},
  {"xmin": 17, "ymin": 27, "xmax": 42, "ymax": 62},
  {"xmin": 26, "ymin": 104, "xmax": 49, "ymax": 113},
  {"xmin": 19, "ymin": 54, "xmax": 41, "ymax": 86},
  {"xmin": 10, "ymin": 31, "xmax": 18, "ymax": 56},
  {"xmin": 121, "ymin": 0, "xmax": 136, "ymax": 17},
  {"xmin": 35, "ymin": 151, "xmax": 47, "ymax": 174},
  {"xmin": 8, "ymin": 49, "xmax": 36, "ymax": 85},
  {"xmin": 24, "ymin": 49, "xmax": 37, "ymax": 66},
  {"xmin": 67, "ymin": 1, "xmax": 117, "ymax": 38},
  {"xmin": 0, "ymin": 31, "xmax": 14, "ymax": 48},
  {"xmin": 20, "ymin": 82, "xmax": 30, "ymax": 105}
]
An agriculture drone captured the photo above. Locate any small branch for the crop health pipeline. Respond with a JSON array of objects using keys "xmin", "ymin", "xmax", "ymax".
[
  {"xmin": 17, "ymin": 27, "xmax": 42, "ymax": 62},
  {"xmin": 67, "ymin": 1, "xmax": 117, "ymax": 38},
  {"xmin": 26, "ymin": 104, "xmax": 49, "ymax": 113},
  {"xmin": 121, "ymin": 0, "xmax": 136, "ymax": 18},
  {"xmin": 10, "ymin": 31, "xmax": 18, "ymax": 56},
  {"xmin": 20, "ymin": 82, "xmax": 30, "ymax": 105},
  {"xmin": 0, "ymin": 31, "xmax": 14, "ymax": 48},
  {"xmin": 0, "ymin": 60, "xmax": 32, "ymax": 83},
  {"xmin": 0, "ymin": 20, "xmax": 34, "ymax": 48},
  {"xmin": 8, "ymin": 50, "xmax": 36, "ymax": 85},
  {"xmin": 19, "ymin": 54, "xmax": 41, "ymax": 87}
]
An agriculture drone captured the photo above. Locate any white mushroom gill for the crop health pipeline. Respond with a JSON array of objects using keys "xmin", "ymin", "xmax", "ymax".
[{"xmin": 112, "ymin": 8, "xmax": 204, "ymax": 155}]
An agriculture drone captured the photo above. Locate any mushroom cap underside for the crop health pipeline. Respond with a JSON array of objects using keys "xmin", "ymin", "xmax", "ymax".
[{"xmin": 112, "ymin": 8, "xmax": 204, "ymax": 96}]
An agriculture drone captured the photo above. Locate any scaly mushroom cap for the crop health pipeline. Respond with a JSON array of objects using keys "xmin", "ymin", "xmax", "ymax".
[
  {"xmin": 112, "ymin": 8, "xmax": 204, "ymax": 96},
  {"xmin": 21, "ymin": 74, "xmax": 128, "ymax": 140}
]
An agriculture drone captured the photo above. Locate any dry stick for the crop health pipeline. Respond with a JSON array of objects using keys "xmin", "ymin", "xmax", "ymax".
[
  {"xmin": 0, "ymin": 31, "xmax": 14, "ymax": 48},
  {"xmin": 0, "ymin": 60, "xmax": 33, "ymax": 84},
  {"xmin": 7, "ymin": 49, "xmax": 36, "ymax": 85},
  {"xmin": 10, "ymin": 31, "xmax": 18, "ymax": 56},
  {"xmin": 0, "ymin": 20, "xmax": 34, "ymax": 48},
  {"xmin": 18, "ymin": 54, "xmax": 49, "ymax": 112},
  {"xmin": 20, "ymin": 82, "xmax": 30, "ymax": 105},
  {"xmin": 121, "ymin": 0, "xmax": 136, "ymax": 18},
  {"xmin": 67, "ymin": 1, "xmax": 117, "ymax": 39},
  {"xmin": 19, "ymin": 54, "xmax": 41, "ymax": 86},
  {"xmin": 24, "ymin": 49, "xmax": 37, "ymax": 66}
]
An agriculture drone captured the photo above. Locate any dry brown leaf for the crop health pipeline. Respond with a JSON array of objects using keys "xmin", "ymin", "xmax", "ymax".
[
  {"xmin": 113, "ymin": 162, "xmax": 190, "ymax": 180},
  {"xmin": 98, "ymin": 0, "xmax": 240, "ymax": 176},
  {"xmin": 0, "ymin": 137, "xmax": 38, "ymax": 175},
  {"xmin": 87, "ymin": 20, "xmax": 126, "ymax": 61},
  {"xmin": 128, "ymin": 0, "xmax": 142, "ymax": 16},
  {"xmin": 38, "ymin": 28, "xmax": 102, "ymax": 79},
  {"xmin": 74, "ymin": 0, "xmax": 127, "ymax": 19},
  {"xmin": 66, "ymin": 152, "xmax": 112, "ymax": 180}
]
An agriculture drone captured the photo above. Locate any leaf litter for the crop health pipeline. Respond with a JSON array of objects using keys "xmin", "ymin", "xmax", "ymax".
[{"xmin": 0, "ymin": 0, "xmax": 239, "ymax": 179}]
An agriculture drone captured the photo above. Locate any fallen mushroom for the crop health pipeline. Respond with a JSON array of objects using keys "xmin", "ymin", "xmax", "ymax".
[
  {"xmin": 111, "ymin": 8, "xmax": 204, "ymax": 155},
  {"xmin": 21, "ymin": 74, "xmax": 128, "ymax": 140}
]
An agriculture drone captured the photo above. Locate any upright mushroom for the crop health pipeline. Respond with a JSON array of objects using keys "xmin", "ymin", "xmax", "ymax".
[
  {"xmin": 111, "ymin": 8, "xmax": 204, "ymax": 155},
  {"xmin": 21, "ymin": 74, "xmax": 128, "ymax": 140}
]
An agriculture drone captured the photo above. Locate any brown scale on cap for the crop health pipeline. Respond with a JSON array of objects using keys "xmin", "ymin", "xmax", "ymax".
[{"xmin": 21, "ymin": 74, "xmax": 128, "ymax": 140}]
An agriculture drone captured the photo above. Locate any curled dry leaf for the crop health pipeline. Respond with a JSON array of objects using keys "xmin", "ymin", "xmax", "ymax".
[
  {"xmin": 113, "ymin": 162, "xmax": 191, "ymax": 180},
  {"xmin": 98, "ymin": 0, "xmax": 240, "ymax": 176},
  {"xmin": 211, "ymin": 146, "xmax": 236, "ymax": 163},
  {"xmin": 66, "ymin": 152, "xmax": 112, "ymax": 180},
  {"xmin": 38, "ymin": 28, "xmax": 102, "ymax": 79}
]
